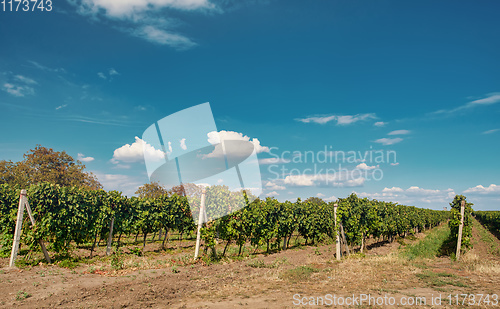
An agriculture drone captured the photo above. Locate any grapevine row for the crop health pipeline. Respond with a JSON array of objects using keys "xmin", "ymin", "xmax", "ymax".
[{"xmin": 0, "ymin": 183, "xmax": 449, "ymax": 259}]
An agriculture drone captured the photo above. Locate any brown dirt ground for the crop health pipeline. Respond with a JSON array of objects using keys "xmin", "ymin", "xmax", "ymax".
[{"xmin": 1, "ymin": 221, "xmax": 499, "ymax": 308}]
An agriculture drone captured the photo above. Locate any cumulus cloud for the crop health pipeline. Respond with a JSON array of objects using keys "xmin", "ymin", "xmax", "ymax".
[
  {"xmin": 112, "ymin": 136, "xmax": 165, "ymax": 163},
  {"xmin": 374, "ymin": 137, "xmax": 403, "ymax": 145},
  {"xmin": 388, "ymin": 130, "xmax": 411, "ymax": 135},
  {"xmin": 316, "ymin": 193, "xmax": 325, "ymax": 197},
  {"xmin": 357, "ymin": 186, "xmax": 456, "ymax": 205},
  {"xmin": 463, "ymin": 184, "xmax": 500, "ymax": 195},
  {"xmin": 265, "ymin": 191, "xmax": 279, "ymax": 197},
  {"xmin": 282, "ymin": 172, "xmax": 366, "ymax": 188},
  {"xmin": 94, "ymin": 172, "xmax": 146, "ymax": 197},
  {"xmin": 374, "ymin": 121, "xmax": 387, "ymax": 127},
  {"xmin": 296, "ymin": 113, "xmax": 376, "ymax": 125},
  {"xmin": 78, "ymin": 153, "xmax": 95, "ymax": 162},
  {"xmin": 324, "ymin": 195, "xmax": 337, "ymax": 202},
  {"xmin": 180, "ymin": 138, "xmax": 187, "ymax": 150},
  {"xmin": 265, "ymin": 181, "xmax": 286, "ymax": 191},
  {"xmin": 204, "ymin": 130, "xmax": 269, "ymax": 159},
  {"xmin": 355, "ymin": 163, "xmax": 378, "ymax": 170}
]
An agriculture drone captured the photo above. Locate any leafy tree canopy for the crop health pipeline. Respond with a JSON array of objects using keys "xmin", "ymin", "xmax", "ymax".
[{"xmin": 0, "ymin": 145, "xmax": 101, "ymax": 189}]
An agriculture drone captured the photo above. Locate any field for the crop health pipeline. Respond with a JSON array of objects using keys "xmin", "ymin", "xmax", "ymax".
[{"xmin": 1, "ymin": 217, "xmax": 499, "ymax": 308}]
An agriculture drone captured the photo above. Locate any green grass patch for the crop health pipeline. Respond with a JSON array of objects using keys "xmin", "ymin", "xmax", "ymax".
[
  {"xmin": 280, "ymin": 265, "xmax": 320, "ymax": 282},
  {"xmin": 416, "ymin": 270, "xmax": 468, "ymax": 288},
  {"xmin": 402, "ymin": 225, "xmax": 450, "ymax": 260},
  {"xmin": 474, "ymin": 219, "xmax": 500, "ymax": 256}
]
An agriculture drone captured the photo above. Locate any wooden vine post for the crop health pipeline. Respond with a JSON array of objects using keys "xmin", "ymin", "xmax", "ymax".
[
  {"xmin": 455, "ymin": 199, "xmax": 465, "ymax": 261},
  {"xmin": 334, "ymin": 203, "xmax": 341, "ymax": 260},
  {"xmin": 10, "ymin": 189, "xmax": 51, "ymax": 267},
  {"xmin": 194, "ymin": 188, "xmax": 207, "ymax": 259},
  {"xmin": 106, "ymin": 217, "xmax": 115, "ymax": 256}
]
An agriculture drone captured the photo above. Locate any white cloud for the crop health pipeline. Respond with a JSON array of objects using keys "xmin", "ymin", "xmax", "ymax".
[
  {"xmin": 265, "ymin": 191, "xmax": 279, "ymax": 197},
  {"xmin": 2, "ymin": 83, "xmax": 35, "ymax": 97},
  {"xmin": 56, "ymin": 104, "xmax": 68, "ymax": 110},
  {"xmin": 296, "ymin": 113, "xmax": 376, "ymax": 125},
  {"xmin": 482, "ymin": 129, "xmax": 499, "ymax": 134},
  {"xmin": 78, "ymin": 153, "xmax": 95, "ymax": 162},
  {"xmin": 180, "ymin": 138, "xmax": 187, "ymax": 150},
  {"xmin": 388, "ymin": 130, "xmax": 410, "ymax": 135},
  {"xmin": 14, "ymin": 75, "xmax": 37, "ymax": 85},
  {"xmin": 112, "ymin": 136, "xmax": 165, "ymax": 163},
  {"xmin": 374, "ymin": 137, "xmax": 403, "ymax": 145},
  {"xmin": 109, "ymin": 68, "xmax": 119, "ymax": 76},
  {"xmin": 98, "ymin": 72, "xmax": 107, "ymax": 79},
  {"xmin": 316, "ymin": 193, "xmax": 325, "ymax": 197},
  {"xmin": 374, "ymin": 121, "xmax": 387, "ymax": 127},
  {"xmin": 355, "ymin": 163, "xmax": 377, "ymax": 170},
  {"xmin": 265, "ymin": 181, "xmax": 286, "ymax": 191},
  {"xmin": 204, "ymin": 130, "xmax": 269, "ymax": 159},
  {"xmin": 463, "ymin": 184, "xmax": 500, "ymax": 195}
]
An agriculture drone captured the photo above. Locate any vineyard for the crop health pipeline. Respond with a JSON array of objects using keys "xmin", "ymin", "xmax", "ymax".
[
  {"xmin": 0, "ymin": 182, "xmax": 451, "ymax": 262},
  {"xmin": 1, "ymin": 183, "xmax": 500, "ymax": 308},
  {"xmin": 474, "ymin": 211, "xmax": 500, "ymax": 236}
]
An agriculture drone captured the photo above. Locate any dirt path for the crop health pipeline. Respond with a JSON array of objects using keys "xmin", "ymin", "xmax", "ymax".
[{"xmin": 1, "ymin": 223, "xmax": 500, "ymax": 308}]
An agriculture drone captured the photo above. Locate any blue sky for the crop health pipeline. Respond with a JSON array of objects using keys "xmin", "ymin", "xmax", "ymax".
[{"xmin": 1, "ymin": 0, "xmax": 499, "ymax": 210}]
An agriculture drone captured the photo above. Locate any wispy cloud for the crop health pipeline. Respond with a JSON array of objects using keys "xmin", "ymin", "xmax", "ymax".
[
  {"xmin": 373, "ymin": 137, "xmax": 403, "ymax": 145},
  {"xmin": 431, "ymin": 93, "xmax": 500, "ymax": 115},
  {"xmin": 69, "ymin": 0, "xmax": 217, "ymax": 49},
  {"xmin": 388, "ymin": 130, "xmax": 411, "ymax": 135},
  {"xmin": 482, "ymin": 129, "xmax": 499, "ymax": 134},
  {"xmin": 129, "ymin": 25, "xmax": 197, "ymax": 49},
  {"xmin": 296, "ymin": 113, "xmax": 376, "ymax": 125},
  {"xmin": 1, "ymin": 72, "xmax": 38, "ymax": 97},
  {"xmin": 374, "ymin": 121, "xmax": 387, "ymax": 127},
  {"xmin": 2, "ymin": 83, "xmax": 35, "ymax": 97},
  {"xmin": 28, "ymin": 60, "xmax": 66, "ymax": 73},
  {"xmin": 14, "ymin": 75, "xmax": 37, "ymax": 85},
  {"xmin": 55, "ymin": 104, "xmax": 68, "ymax": 110},
  {"xmin": 98, "ymin": 68, "xmax": 120, "ymax": 80}
]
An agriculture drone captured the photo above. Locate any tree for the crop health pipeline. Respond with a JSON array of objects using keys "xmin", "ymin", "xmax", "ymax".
[
  {"xmin": 0, "ymin": 145, "xmax": 101, "ymax": 189},
  {"xmin": 135, "ymin": 182, "xmax": 168, "ymax": 199}
]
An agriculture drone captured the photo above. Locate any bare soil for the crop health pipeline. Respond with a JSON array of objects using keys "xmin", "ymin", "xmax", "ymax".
[{"xmin": 1, "ymin": 221, "xmax": 499, "ymax": 308}]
